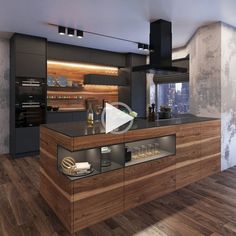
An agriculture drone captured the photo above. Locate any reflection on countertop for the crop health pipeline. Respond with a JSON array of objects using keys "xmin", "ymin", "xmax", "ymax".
[{"xmin": 42, "ymin": 114, "xmax": 219, "ymax": 138}]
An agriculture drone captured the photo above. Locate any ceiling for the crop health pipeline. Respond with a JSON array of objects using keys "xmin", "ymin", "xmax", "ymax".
[{"xmin": 0, "ymin": 0, "xmax": 236, "ymax": 54}]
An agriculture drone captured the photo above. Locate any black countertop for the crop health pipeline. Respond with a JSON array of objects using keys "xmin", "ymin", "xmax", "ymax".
[{"xmin": 42, "ymin": 115, "xmax": 219, "ymax": 138}]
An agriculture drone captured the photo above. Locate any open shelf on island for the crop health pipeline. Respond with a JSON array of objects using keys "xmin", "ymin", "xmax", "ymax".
[
  {"xmin": 56, "ymin": 134, "xmax": 176, "ymax": 180},
  {"xmin": 125, "ymin": 135, "xmax": 176, "ymax": 167}
]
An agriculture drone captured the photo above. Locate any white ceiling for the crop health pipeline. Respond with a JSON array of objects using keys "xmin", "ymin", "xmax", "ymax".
[{"xmin": 0, "ymin": 0, "xmax": 236, "ymax": 54}]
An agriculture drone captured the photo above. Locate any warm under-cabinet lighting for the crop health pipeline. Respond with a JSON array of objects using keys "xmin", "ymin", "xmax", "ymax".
[{"xmin": 47, "ymin": 60, "xmax": 119, "ymax": 73}]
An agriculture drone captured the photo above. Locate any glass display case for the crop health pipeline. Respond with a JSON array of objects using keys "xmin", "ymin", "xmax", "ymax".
[{"xmin": 57, "ymin": 134, "xmax": 176, "ymax": 180}]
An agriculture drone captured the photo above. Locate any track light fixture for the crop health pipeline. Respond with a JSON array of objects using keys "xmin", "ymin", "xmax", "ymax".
[
  {"xmin": 56, "ymin": 24, "xmax": 149, "ymax": 51},
  {"xmin": 76, "ymin": 30, "xmax": 84, "ymax": 38},
  {"xmin": 58, "ymin": 26, "xmax": 66, "ymax": 35},
  {"xmin": 67, "ymin": 28, "xmax": 75, "ymax": 37},
  {"xmin": 58, "ymin": 25, "xmax": 84, "ymax": 39},
  {"xmin": 138, "ymin": 43, "xmax": 149, "ymax": 51}
]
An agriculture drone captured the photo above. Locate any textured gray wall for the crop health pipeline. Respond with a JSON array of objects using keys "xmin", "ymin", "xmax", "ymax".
[
  {"xmin": 0, "ymin": 39, "xmax": 10, "ymax": 154},
  {"xmin": 174, "ymin": 22, "xmax": 236, "ymax": 170},
  {"xmin": 173, "ymin": 23, "xmax": 221, "ymax": 118},
  {"xmin": 221, "ymin": 23, "xmax": 236, "ymax": 170},
  {"xmin": 188, "ymin": 23, "xmax": 221, "ymax": 118}
]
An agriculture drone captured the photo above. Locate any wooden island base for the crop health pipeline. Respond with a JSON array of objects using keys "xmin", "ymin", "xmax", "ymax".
[{"xmin": 40, "ymin": 119, "xmax": 220, "ymax": 233}]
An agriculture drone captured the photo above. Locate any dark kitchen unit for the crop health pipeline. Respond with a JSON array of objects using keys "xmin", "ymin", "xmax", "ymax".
[{"xmin": 10, "ymin": 34, "xmax": 47, "ymax": 158}]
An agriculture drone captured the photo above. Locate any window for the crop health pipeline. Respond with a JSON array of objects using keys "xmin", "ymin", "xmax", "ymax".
[{"xmin": 150, "ymin": 82, "xmax": 189, "ymax": 114}]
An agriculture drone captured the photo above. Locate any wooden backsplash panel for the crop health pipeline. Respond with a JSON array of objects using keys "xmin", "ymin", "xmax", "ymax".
[{"xmin": 47, "ymin": 61, "xmax": 119, "ymax": 110}]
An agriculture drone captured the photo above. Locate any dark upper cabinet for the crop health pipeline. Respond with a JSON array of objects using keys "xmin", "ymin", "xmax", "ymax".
[
  {"xmin": 15, "ymin": 53, "xmax": 46, "ymax": 77},
  {"xmin": 12, "ymin": 34, "xmax": 47, "ymax": 78},
  {"xmin": 47, "ymin": 42, "xmax": 90, "ymax": 62},
  {"xmin": 14, "ymin": 35, "xmax": 47, "ymax": 55},
  {"xmin": 89, "ymin": 50, "xmax": 125, "ymax": 67},
  {"xmin": 47, "ymin": 42, "xmax": 126, "ymax": 67}
]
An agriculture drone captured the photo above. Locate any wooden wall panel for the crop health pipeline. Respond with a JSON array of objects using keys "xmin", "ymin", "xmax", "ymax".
[{"xmin": 47, "ymin": 61, "xmax": 118, "ymax": 110}]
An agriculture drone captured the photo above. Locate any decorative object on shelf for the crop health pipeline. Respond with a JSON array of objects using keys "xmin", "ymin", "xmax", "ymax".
[
  {"xmin": 57, "ymin": 76, "xmax": 67, "ymax": 87},
  {"xmin": 94, "ymin": 105, "xmax": 103, "ymax": 122},
  {"xmin": 72, "ymin": 81, "xmax": 79, "ymax": 87},
  {"xmin": 125, "ymin": 147, "xmax": 132, "ymax": 162},
  {"xmin": 61, "ymin": 156, "xmax": 76, "ymax": 171},
  {"xmin": 148, "ymin": 104, "xmax": 156, "ymax": 121},
  {"xmin": 47, "ymin": 76, "xmax": 54, "ymax": 86},
  {"xmin": 87, "ymin": 102, "xmax": 94, "ymax": 126},
  {"xmin": 129, "ymin": 111, "xmax": 138, "ymax": 118},
  {"xmin": 67, "ymin": 80, "xmax": 73, "ymax": 87},
  {"xmin": 101, "ymin": 146, "xmax": 111, "ymax": 167},
  {"xmin": 47, "ymin": 106, "xmax": 53, "ymax": 111},
  {"xmin": 159, "ymin": 106, "xmax": 172, "ymax": 119},
  {"xmin": 61, "ymin": 157, "xmax": 93, "ymax": 177},
  {"xmin": 52, "ymin": 107, "xmax": 59, "ymax": 111}
]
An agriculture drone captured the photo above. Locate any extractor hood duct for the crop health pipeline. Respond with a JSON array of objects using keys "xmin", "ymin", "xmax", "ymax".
[{"xmin": 132, "ymin": 19, "xmax": 187, "ymax": 75}]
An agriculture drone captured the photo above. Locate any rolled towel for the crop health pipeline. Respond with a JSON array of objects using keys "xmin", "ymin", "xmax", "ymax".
[{"xmin": 75, "ymin": 162, "xmax": 91, "ymax": 171}]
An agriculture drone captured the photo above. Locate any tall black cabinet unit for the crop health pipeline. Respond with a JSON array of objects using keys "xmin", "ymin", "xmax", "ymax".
[
  {"xmin": 10, "ymin": 34, "xmax": 47, "ymax": 158},
  {"xmin": 119, "ymin": 54, "xmax": 147, "ymax": 118}
]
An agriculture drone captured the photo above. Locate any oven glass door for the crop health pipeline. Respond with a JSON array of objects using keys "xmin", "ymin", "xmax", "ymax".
[{"xmin": 15, "ymin": 105, "xmax": 45, "ymax": 128}]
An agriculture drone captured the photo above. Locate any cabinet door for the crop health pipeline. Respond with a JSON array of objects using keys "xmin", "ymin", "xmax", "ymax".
[
  {"xmin": 200, "ymin": 120, "xmax": 221, "ymax": 178},
  {"xmin": 73, "ymin": 169, "xmax": 124, "ymax": 232},
  {"xmin": 15, "ymin": 53, "xmax": 46, "ymax": 77},
  {"xmin": 90, "ymin": 50, "xmax": 125, "ymax": 67},
  {"xmin": 175, "ymin": 123, "xmax": 202, "ymax": 189},
  {"xmin": 124, "ymin": 155, "xmax": 176, "ymax": 210},
  {"xmin": 15, "ymin": 127, "xmax": 39, "ymax": 154},
  {"xmin": 15, "ymin": 35, "xmax": 46, "ymax": 55}
]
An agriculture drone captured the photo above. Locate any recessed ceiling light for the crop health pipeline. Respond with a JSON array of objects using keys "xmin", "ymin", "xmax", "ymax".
[
  {"xmin": 67, "ymin": 28, "xmax": 75, "ymax": 37},
  {"xmin": 76, "ymin": 30, "xmax": 84, "ymax": 38},
  {"xmin": 58, "ymin": 26, "xmax": 66, "ymax": 35}
]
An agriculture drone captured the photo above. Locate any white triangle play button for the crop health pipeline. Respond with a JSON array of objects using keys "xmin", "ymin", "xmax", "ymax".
[{"xmin": 105, "ymin": 103, "xmax": 134, "ymax": 134}]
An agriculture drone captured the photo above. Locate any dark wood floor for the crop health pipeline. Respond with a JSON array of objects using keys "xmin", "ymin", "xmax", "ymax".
[{"xmin": 1, "ymin": 155, "xmax": 236, "ymax": 236}]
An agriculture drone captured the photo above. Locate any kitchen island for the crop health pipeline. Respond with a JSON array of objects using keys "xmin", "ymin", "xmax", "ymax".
[{"xmin": 40, "ymin": 117, "xmax": 220, "ymax": 233}]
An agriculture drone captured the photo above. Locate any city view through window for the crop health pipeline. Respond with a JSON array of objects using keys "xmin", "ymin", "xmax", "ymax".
[{"xmin": 150, "ymin": 82, "xmax": 189, "ymax": 114}]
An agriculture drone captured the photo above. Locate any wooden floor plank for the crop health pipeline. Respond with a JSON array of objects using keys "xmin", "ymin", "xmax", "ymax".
[{"xmin": 1, "ymin": 154, "xmax": 236, "ymax": 235}]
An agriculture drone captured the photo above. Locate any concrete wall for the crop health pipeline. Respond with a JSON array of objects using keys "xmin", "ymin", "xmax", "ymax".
[
  {"xmin": 0, "ymin": 38, "xmax": 10, "ymax": 154},
  {"xmin": 221, "ymin": 23, "xmax": 236, "ymax": 170},
  {"xmin": 174, "ymin": 22, "xmax": 236, "ymax": 170},
  {"xmin": 173, "ymin": 23, "xmax": 221, "ymax": 118}
]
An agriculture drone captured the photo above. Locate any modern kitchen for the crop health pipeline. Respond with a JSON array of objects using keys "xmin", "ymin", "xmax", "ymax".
[{"xmin": 0, "ymin": 1, "xmax": 236, "ymax": 235}]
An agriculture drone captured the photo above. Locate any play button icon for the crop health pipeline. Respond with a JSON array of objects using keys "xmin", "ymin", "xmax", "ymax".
[{"xmin": 101, "ymin": 102, "xmax": 134, "ymax": 134}]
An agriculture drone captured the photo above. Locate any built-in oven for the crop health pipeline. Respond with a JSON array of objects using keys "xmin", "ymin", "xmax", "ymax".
[
  {"xmin": 15, "ymin": 77, "xmax": 46, "ymax": 102},
  {"xmin": 15, "ymin": 77, "xmax": 46, "ymax": 127},
  {"xmin": 15, "ymin": 102, "xmax": 46, "ymax": 127}
]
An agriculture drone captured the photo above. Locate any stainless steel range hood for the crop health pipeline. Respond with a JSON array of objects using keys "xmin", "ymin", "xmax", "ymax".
[{"xmin": 132, "ymin": 19, "xmax": 187, "ymax": 75}]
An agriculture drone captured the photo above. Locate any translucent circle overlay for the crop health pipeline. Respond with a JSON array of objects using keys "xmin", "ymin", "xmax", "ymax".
[{"xmin": 101, "ymin": 102, "xmax": 134, "ymax": 134}]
